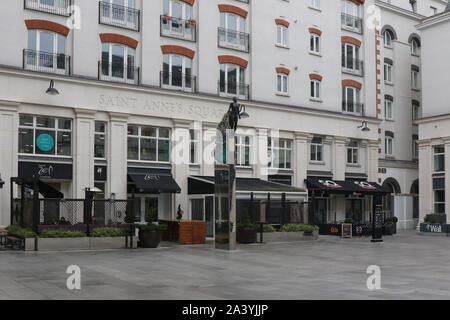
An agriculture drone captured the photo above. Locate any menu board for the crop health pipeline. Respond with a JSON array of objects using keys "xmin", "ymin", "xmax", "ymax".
[{"xmin": 341, "ymin": 223, "xmax": 352, "ymax": 238}]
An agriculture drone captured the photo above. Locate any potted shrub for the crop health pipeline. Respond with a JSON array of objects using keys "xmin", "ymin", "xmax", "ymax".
[
  {"xmin": 137, "ymin": 223, "xmax": 167, "ymax": 248},
  {"xmin": 383, "ymin": 218, "xmax": 394, "ymax": 235},
  {"xmin": 391, "ymin": 216, "xmax": 398, "ymax": 234},
  {"xmin": 237, "ymin": 213, "xmax": 257, "ymax": 244},
  {"xmin": 426, "ymin": 213, "xmax": 446, "ymax": 224}
]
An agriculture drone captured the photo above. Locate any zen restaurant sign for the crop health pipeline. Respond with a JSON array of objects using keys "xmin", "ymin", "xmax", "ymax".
[{"xmin": 18, "ymin": 161, "xmax": 73, "ymax": 180}]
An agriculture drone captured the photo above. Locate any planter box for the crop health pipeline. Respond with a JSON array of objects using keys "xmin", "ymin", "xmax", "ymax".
[
  {"xmin": 32, "ymin": 236, "xmax": 131, "ymax": 251},
  {"xmin": 89, "ymin": 237, "xmax": 128, "ymax": 250},
  {"xmin": 37, "ymin": 237, "xmax": 90, "ymax": 251},
  {"xmin": 24, "ymin": 238, "xmax": 36, "ymax": 251},
  {"xmin": 426, "ymin": 214, "xmax": 447, "ymax": 224},
  {"xmin": 257, "ymin": 230, "xmax": 319, "ymax": 242},
  {"xmin": 420, "ymin": 223, "xmax": 449, "ymax": 233}
]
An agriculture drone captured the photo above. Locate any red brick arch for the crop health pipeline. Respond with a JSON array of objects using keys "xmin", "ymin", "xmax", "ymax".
[
  {"xmin": 161, "ymin": 45, "xmax": 195, "ymax": 59},
  {"xmin": 218, "ymin": 55, "xmax": 248, "ymax": 68},
  {"xmin": 25, "ymin": 19, "xmax": 70, "ymax": 36},
  {"xmin": 309, "ymin": 28, "xmax": 322, "ymax": 36},
  {"xmin": 349, "ymin": 0, "xmax": 365, "ymax": 5},
  {"xmin": 276, "ymin": 67, "xmax": 290, "ymax": 75},
  {"xmin": 218, "ymin": 4, "xmax": 248, "ymax": 18},
  {"xmin": 342, "ymin": 79, "xmax": 362, "ymax": 90},
  {"xmin": 180, "ymin": 0, "xmax": 195, "ymax": 5},
  {"xmin": 100, "ymin": 33, "xmax": 139, "ymax": 49},
  {"xmin": 275, "ymin": 19, "xmax": 289, "ymax": 28},
  {"xmin": 309, "ymin": 73, "xmax": 323, "ymax": 81},
  {"xmin": 342, "ymin": 36, "xmax": 362, "ymax": 47}
]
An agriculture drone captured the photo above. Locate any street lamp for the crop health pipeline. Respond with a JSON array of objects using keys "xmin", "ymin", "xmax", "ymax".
[
  {"xmin": 45, "ymin": 80, "xmax": 59, "ymax": 95},
  {"xmin": 358, "ymin": 121, "xmax": 370, "ymax": 132}
]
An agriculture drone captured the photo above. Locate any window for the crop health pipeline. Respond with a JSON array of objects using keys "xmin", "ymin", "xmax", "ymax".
[
  {"xmin": 219, "ymin": 12, "xmax": 247, "ymax": 50},
  {"xmin": 385, "ymin": 136, "xmax": 393, "ymax": 156},
  {"xmin": 277, "ymin": 73, "xmax": 288, "ymax": 94},
  {"xmin": 268, "ymin": 138, "xmax": 292, "ymax": 169},
  {"xmin": 100, "ymin": 0, "xmax": 138, "ymax": 30},
  {"xmin": 18, "ymin": 115, "xmax": 72, "ymax": 156},
  {"xmin": 347, "ymin": 140, "xmax": 358, "ymax": 164},
  {"xmin": 127, "ymin": 125, "xmax": 170, "ymax": 162},
  {"xmin": 341, "ymin": 43, "xmax": 360, "ymax": 72},
  {"xmin": 412, "ymin": 138, "xmax": 419, "ymax": 159},
  {"xmin": 95, "ymin": 121, "xmax": 106, "ymax": 159},
  {"xmin": 411, "ymin": 38, "xmax": 420, "ymax": 55},
  {"xmin": 101, "ymin": 43, "xmax": 136, "ymax": 82},
  {"xmin": 434, "ymin": 145, "xmax": 445, "ymax": 173},
  {"xmin": 309, "ymin": 0, "xmax": 320, "ymax": 9},
  {"xmin": 189, "ymin": 129, "xmax": 199, "ymax": 164},
  {"xmin": 163, "ymin": 0, "xmax": 192, "ymax": 21},
  {"xmin": 162, "ymin": 54, "xmax": 193, "ymax": 91},
  {"xmin": 26, "ymin": 29, "xmax": 67, "ymax": 73},
  {"xmin": 161, "ymin": 0, "xmax": 194, "ymax": 40},
  {"xmin": 412, "ymin": 105, "xmax": 420, "ymax": 120},
  {"xmin": 25, "ymin": 0, "xmax": 70, "ymax": 16},
  {"xmin": 430, "ymin": 6, "xmax": 437, "ymax": 16},
  {"xmin": 310, "ymin": 137, "xmax": 323, "ymax": 162},
  {"xmin": 411, "ymin": 70, "xmax": 419, "ymax": 89},
  {"xmin": 235, "ymin": 135, "xmax": 251, "ymax": 167},
  {"xmin": 310, "ymin": 79, "xmax": 320, "ymax": 99},
  {"xmin": 310, "ymin": 33, "xmax": 320, "ymax": 54},
  {"xmin": 341, "ymin": 0, "xmax": 360, "ymax": 31},
  {"xmin": 384, "ymin": 63, "xmax": 393, "ymax": 83},
  {"xmin": 385, "ymin": 99, "xmax": 393, "ymax": 120},
  {"xmin": 276, "ymin": 25, "xmax": 288, "ymax": 47},
  {"xmin": 434, "ymin": 190, "xmax": 445, "ymax": 213},
  {"xmin": 384, "ymin": 31, "xmax": 392, "ymax": 47},
  {"xmin": 342, "ymin": 86, "xmax": 361, "ymax": 114},
  {"xmin": 219, "ymin": 64, "xmax": 246, "ymax": 98}
]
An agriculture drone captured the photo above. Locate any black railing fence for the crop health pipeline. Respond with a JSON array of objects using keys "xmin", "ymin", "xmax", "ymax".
[
  {"xmin": 160, "ymin": 15, "xmax": 196, "ymax": 42},
  {"xmin": 341, "ymin": 56, "xmax": 364, "ymax": 76},
  {"xmin": 98, "ymin": 61, "xmax": 140, "ymax": 84},
  {"xmin": 23, "ymin": 49, "xmax": 71, "ymax": 75},
  {"xmin": 99, "ymin": 1, "xmax": 140, "ymax": 31},
  {"xmin": 341, "ymin": 13, "xmax": 363, "ymax": 34},
  {"xmin": 218, "ymin": 81, "xmax": 250, "ymax": 100},
  {"xmin": 218, "ymin": 28, "xmax": 250, "ymax": 52},
  {"xmin": 24, "ymin": 0, "xmax": 71, "ymax": 16},
  {"xmin": 160, "ymin": 71, "xmax": 197, "ymax": 92}
]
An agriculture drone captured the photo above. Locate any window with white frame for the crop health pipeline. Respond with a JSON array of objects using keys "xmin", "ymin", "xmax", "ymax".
[
  {"xmin": 412, "ymin": 138, "xmax": 419, "ymax": 159},
  {"xmin": 434, "ymin": 189, "xmax": 445, "ymax": 213},
  {"xmin": 384, "ymin": 62, "xmax": 393, "ymax": 83},
  {"xmin": 276, "ymin": 24, "xmax": 288, "ymax": 47},
  {"xmin": 162, "ymin": 54, "xmax": 193, "ymax": 90},
  {"xmin": 411, "ymin": 38, "xmax": 420, "ymax": 55},
  {"xmin": 189, "ymin": 129, "xmax": 199, "ymax": 164},
  {"xmin": 309, "ymin": 0, "xmax": 320, "ymax": 9},
  {"xmin": 220, "ymin": 12, "xmax": 246, "ymax": 48},
  {"xmin": 26, "ymin": 29, "xmax": 67, "ymax": 72},
  {"xmin": 347, "ymin": 140, "xmax": 359, "ymax": 164},
  {"xmin": 268, "ymin": 138, "xmax": 292, "ymax": 169},
  {"xmin": 95, "ymin": 121, "xmax": 107, "ymax": 159},
  {"xmin": 127, "ymin": 125, "xmax": 170, "ymax": 162},
  {"xmin": 384, "ymin": 30, "xmax": 393, "ymax": 47},
  {"xmin": 18, "ymin": 115, "xmax": 72, "ymax": 156},
  {"xmin": 430, "ymin": 6, "xmax": 437, "ymax": 16},
  {"xmin": 235, "ymin": 135, "xmax": 251, "ymax": 167},
  {"xmin": 342, "ymin": 86, "xmax": 361, "ymax": 114},
  {"xmin": 341, "ymin": 0, "xmax": 360, "ymax": 30},
  {"xmin": 412, "ymin": 105, "xmax": 420, "ymax": 120},
  {"xmin": 434, "ymin": 145, "xmax": 445, "ymax": 173},
  {"xmin": 310, "ymin": 137, "xmax": 323, "ymax": 162},
  {"xmin": 385, "ymin": 136, "xmax": 393, "ymax": 156},
  {"xmin": 163, "ymin": 0, "xmax": 192, "ymax": 21},
  {"xmin": 310, "ymin": 79, "xmax": 320, "ymax": 99},
  {"xmin": 101, "ymin": 42, "xmax": 135, "ymax": 81},
  {"xmin": 411, "ymin": 69, "xmax": 419, "ymax": 89},
  {"xmin": 310, "ymin": 33, "xmax": 320, "ymax": 54},
  {"xmin": 219, "ymin": 64, "xmax": 246, "ymax": 97},
  {"xmin": 277, "ymin": 73, "xmax": 288, "ymax": 94},
  {"xmin": 100, "ymin": 0, "xmax": 137, "ymax": 26},
  {"xmin": 341, "ymin": 43, "xmax": 360, "ymax": 71},
  {"xmin": 385, "ymin": 99, "xmax": 393, "ymax": 120}
]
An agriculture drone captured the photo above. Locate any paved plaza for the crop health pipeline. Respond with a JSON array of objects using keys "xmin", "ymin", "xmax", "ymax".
[{"xmin": 0, "ymin": 231, "xmax": 449, "ymax": 300}]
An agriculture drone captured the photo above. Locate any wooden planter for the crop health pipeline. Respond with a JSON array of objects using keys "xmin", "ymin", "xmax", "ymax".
[
  {"xmin": 237, "ymin": 227, "xmax": 257, "ymax": 244},
  {"xmin": 160, "ymin": 220, "xmax": 206, "ymax": 245},
  {"xmin": 138, "ymin": 230, "xmax": 162, "ymax": 248}
]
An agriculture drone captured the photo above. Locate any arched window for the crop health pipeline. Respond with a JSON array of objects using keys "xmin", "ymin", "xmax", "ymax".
[
  {"xmin": 162, "ymin": 0, "xmax": 194, "ymax": 40},
  {"xmin": 411, "ymin": 38, "xmax": 420, "ymax": 55},
  {"xmin": 384, "ymin": 30, "xmax": 393, "ymax": 47},
  {"xmin": 219, "ymin": 12, "xmax": 247, "ymax": 50},
  {"xmin": 220, "ymin": 63, "xmax": 246, "ymax": 98}
]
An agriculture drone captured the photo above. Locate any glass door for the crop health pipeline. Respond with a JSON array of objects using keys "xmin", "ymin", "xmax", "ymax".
[{"xmin": 345, "ymin": 198, "xmax": 363, "ymax": 224}]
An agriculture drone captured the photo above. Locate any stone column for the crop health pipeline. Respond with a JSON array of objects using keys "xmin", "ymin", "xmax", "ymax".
[
  {"xmin": 172, "ymin": 119, "xmax": 191, "ymax": 220},
  {"xmin": 254, "ymin": 128, "xmax": 268, "ymax": 180},
  {"xmin": 366, "ymin": 139, "xmax": 380, "ymax": 182},
  {"xmin": 108, "ymin": 112, "xmax": 129, "ymax": 200},
  {"xmin": 0, "ymin": 102, "xmax": 19, "ymax": 228},
  {"xmin": 444, "ymin": 137, "xmax": 450, "ymax": 224},
  {"xmin": 294, "ymin": 132, "xmax": 309, "ymax": 189},
  {"xmin": 333, "ymin": 137, "xmax": 347, "ymax": 181},
  {"xmin": 73, "ymin": 109, "xmax": 96, "ymax": 198},
  {"xmin": 418, "ymin": 139, "xmax": 432, "ymax": 226}
]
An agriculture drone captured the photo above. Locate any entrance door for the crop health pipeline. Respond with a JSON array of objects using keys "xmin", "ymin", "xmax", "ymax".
[
  {"xmin": 314, "ymin": 198, "xmax": 328, "ymax": 224},
  {"xmin": 345, "ymin": 199, "xmax": 363, "ymax": 224},
  {"xmin": 191, "ymin": 198, "xmax": 204, "ymax": 221}
]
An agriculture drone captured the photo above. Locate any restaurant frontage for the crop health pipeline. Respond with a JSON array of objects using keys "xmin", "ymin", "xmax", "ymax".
[{"xmin": 306, "ymin": 178, "xmax": 391, "ymax": 235}]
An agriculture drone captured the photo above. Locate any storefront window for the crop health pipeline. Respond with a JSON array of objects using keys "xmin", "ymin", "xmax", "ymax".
[
  {"xmin": 18, "ymin": 115, "xmax": 72, "ymax": 156},
  {"xmin": 127, "ymin": 125, "xmax": 170, "ymax": 162}
]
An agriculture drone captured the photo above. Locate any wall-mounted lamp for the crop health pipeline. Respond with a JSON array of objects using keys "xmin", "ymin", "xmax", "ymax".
[
  {"xmin": 358, "ymin": 121, "xmax": 370, "ymax": 132},
  {"xmin": 45, "ymin": 80, "xmax": 59, "ymax": 95}
]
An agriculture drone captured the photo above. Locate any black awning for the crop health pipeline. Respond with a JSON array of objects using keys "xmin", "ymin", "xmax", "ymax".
[
  {"xmin": 188, "ymin": 176, "xmax": 306, "ymax": 195},
  {"xmin": 306, "ymin": 178, "xmax": 390, "ymax": 195},
  {"xmin": 12, "ymin": 177, "xmax": 63, "ymax": 198},
  {"xmin": 128, "ymin": 168, "xmax": 181, "ymax": 194}
]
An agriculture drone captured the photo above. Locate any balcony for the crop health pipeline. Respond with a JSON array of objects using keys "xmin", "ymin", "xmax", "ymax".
[
  {"xmin": 341, "ymin": 57, "xmax": 364, "ymax": 76},
  {"xmin": 218, "ymin": 28, "xmax": 250, "ymax": 53},
  {"xmin": 23, "ymin": 49, "xmax": 71, "ymax": 75},
  {"xmin": 24, "ymin": 0, "xmax": 71, "ymax": 16},
  {"xmin": 160, "ymin": 71, "xmax": 197, "ymax": 93},
  {"xmin": 342, "ymin": 102, "xmax": 365, "ymax": 116},
  {"xmin": 341, "ymin": 13, "xmax": 363, "ymax": 34},
  {"xmin": 99, "ymin": 1, "xmax": 140, "ymax": 31},
  {"xmin": 218, "ymin": 81, "xmax": 250, "ymax": 100},
  {"xmin": 160, "ymin": 15, "xmax": 196, "ymax": 42},
  {"xmin": 98, "ymin": 61, "xmax": 140, "ymax": 85},
  {"xmin": 233, "ymin": 0, "xmax": 249, "ymax": 3}
]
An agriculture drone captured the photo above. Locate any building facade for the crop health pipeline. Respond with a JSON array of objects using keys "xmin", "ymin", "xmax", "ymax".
[{"xmin": 0, "ymin": 0, "xmax": 447, "ymax": 231}]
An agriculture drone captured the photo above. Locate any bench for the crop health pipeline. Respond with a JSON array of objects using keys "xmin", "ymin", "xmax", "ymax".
[{"xmin": 5, "ymin": 236, "xmax": 24, "ymax": 249}]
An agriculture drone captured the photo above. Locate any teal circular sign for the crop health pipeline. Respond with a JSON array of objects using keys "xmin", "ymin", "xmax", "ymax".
[{"xmin": 36, "ymin": 133, "xmax": 54, "ymax": 152}]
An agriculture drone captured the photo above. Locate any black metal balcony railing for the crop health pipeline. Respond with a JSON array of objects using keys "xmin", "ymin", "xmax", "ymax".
[
  {"xmin": 98, "ymin": 61, "xmax": 140, "ymax": 85},
  {"xmin": 24, "ymin": 0, "xmax": 71, "ymax": 16},
  {"xmin": 160, "ymin": 71, "xmax": 197, "ymax": 93},
  {"xmin": 218, "ymin": 28, "xmax": 250, "ymax": 53},
  {"xmin": 341, "ymin": 56, "xmax": 364, "ymax": 76},
  {"xmin": 23, "ymin": 49, "xmax": 71, "ymax": 75},
  {"xmin": 99, "ymin": 1, "xmax": 140, "ymax": 31},
  {"xmin": 342, "ymin": 102, "xmax": 365, "ymax": 116},
  {"xmin": 218, "ymin": 81, "xmax": 250, "ymax": 100},
  {"xmin": 341, "ymin": 13, "xmax": 363, "ymax": 34},
  {"xmin": 160, "ymin": 15, "xmax": 196, "ymax": 42},
  {"xmin": 234, "ymin": 0, "xmax": 249, "ymax": 3}
]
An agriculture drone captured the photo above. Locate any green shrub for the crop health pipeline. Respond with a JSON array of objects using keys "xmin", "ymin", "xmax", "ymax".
[
  {"xmin": 39, "ymin": 230, "xmax": 86, "ymax": 238},
  {"xmin": 91, "ymin": 228, "xmax": 130, "ymax": 237},
  {"xmin": 262, "ymin": 224, "xmax": 276, "ymax": 233},
  {"xmin": 6, "ymin": 226, "xmax": 36, "ymax": 238},
  {"xmin": 391, "ymin": 216, "xmax": 398, "ymax": 223},
  {"xmin": 136, "ymin": 223, "xmax": 167, "ymax": 231},
  {"xmin": 279, "ymin": 224, "xmax": 319, "ymax": 232},
  {"xmin": 237, "ymin": 211, "xmax": 257, "ymax": 229}
]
